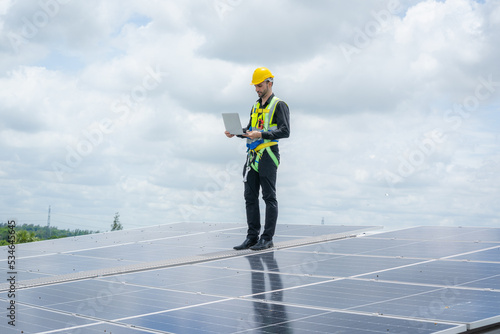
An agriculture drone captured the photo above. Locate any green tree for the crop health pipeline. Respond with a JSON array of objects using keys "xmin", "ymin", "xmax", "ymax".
[
  {"xmin": 111, "ymin": 212, "xmax": 123, "ymax": 231},
  {"xmin": 0, "ymin": 222, "xmax": 98, "ymax": 244},
  {"xmin": 15, "ymin": 230, "xmax": 39, "ymax": 243}
]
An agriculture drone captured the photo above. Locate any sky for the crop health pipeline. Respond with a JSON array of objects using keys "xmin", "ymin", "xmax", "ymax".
[{"xmin": 0, "ymin": 0, "xmax": 499, "ymax": 233}]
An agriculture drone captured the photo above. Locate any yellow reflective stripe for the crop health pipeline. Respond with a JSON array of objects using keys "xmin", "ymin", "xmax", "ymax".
[
  {"xmin": 268, "ymin": 97, "xmax": 280, "ymax": 127},
  {"xmin": 253, "ymin": 141, "xmax": 278, "ymax": 152},
  {"xmin": 266, "ymin": 146, "xmax": 280, "ymax": 167},
  {"xmin": 250, "ymin": 145, "xmax": 279, "ymax": 171},
  {"xmin": 249, "ymin": 96, "xmax": 281, "ymax": 132}
]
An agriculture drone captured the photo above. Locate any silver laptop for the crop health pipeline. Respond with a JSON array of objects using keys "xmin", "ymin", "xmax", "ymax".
[{"xmin": 222, "ymin": 113, "xmax": 245, "ymax": 135}]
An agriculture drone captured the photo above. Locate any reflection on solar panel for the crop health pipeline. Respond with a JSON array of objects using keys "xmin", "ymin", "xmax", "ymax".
[{"xmin": 1, "ymin": 223, "xmax": 499, "ymax": 333}]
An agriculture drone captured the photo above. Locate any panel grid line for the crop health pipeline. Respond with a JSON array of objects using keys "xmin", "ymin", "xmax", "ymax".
[{"xmin": 0, "ymin": 229, "xmax": 374, "ymax": 292}]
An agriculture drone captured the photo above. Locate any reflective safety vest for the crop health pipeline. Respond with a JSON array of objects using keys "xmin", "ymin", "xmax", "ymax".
[{"xmin": 244, "ymin": 96, "xmax": 281, "ymax": 179}]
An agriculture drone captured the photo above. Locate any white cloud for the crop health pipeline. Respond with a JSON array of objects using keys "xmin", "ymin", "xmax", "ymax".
[{"xmin": 0, "ymin": 0, "xmax": 499, "ymax": 232}]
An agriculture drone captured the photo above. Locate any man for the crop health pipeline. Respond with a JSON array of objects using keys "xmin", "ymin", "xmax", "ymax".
[{"xmin": 225, "ymin": 67, "xmax": 290, "ymax": 251}]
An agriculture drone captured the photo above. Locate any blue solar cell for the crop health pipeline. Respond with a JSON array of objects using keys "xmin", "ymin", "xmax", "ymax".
[
  {"xmin": 65, "ymin": 323, "xmax": 164, "ymax": 333},
  {"xmin": 275, "ymin": 224, "xmax": 378, "ymax": 237},
  {"xmin": 439, "ymin": 228, "xmax": 500, "ymax": 243},
  {"xmin": 461, "ymin": 276, "xmax": 500, "ymax": 290},
  {"xmin": 372, "ymin": 226, "xmax": 499, "ymax": 242},
  {"xmin": 204, "ymin": 249, "xmax": 423, "ymax": 278},
  {"xmin": 12, "ymin": 253, "xmax": 137, "ymax": 276},
  {"xmin": 101, "ymin": 260, "xmax": 328, "ymax": 297},
  {"xmin": 269, "ymin": 278, "xmax": 437, "ymax": 310},
  {"xmin": 68, "ymin": 242, "xmax": 188, "ymax": 262},
  {"xmin": 291, "ymin": 237, "xmax": 500, "ymax": 260},
  {"xmin": 16, "ymin": 279, "xmax": 223, "ymax": 321},
  {"xmin": 449, "ymin": 247, "xmax": 500, "ymax": 263},
  {"xmin": 269, "ymin": 277, "xmax": 500, "ymax": 326},
  {"xmin": 123, "ymin": 299, "xmax": 304, "ymax": 334},
  {"xmin": 0, "ymin": 300, "xmax": 97, "ymax": 333},
  {"xmin": 359, "ymin": 260, "xmax": 500, "ymax": 289},
  {"xmin": 289, "ymin": 236, "xmax": 414, "ymax": 255},
  {"xmin": 353, "ymin": 285, "xmax": 500, "ymax": 327},
  {"xmin": 123, "ymin": 299, "xmax": 465, "ymax": 334},
  {"xmin": 0, "ymin": 267, "xmax": 50, "ymax": 281},
  {"xmin": 269, "ymin": 310, "xmax": 465, "ymax": 334},
  {"xmin": 365, "ymin": 240, "xmax": 499, "ymax": 259}
]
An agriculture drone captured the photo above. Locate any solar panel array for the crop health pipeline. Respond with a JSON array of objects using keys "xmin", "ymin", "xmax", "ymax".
[{"xmin": 1, "ymin": 223, "xmax": 499, "ymax": 333}]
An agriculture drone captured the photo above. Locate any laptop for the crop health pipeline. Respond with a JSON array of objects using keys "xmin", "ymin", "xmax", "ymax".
[{"xmin": 222, "ymin": 113, "xmax": 245, "ymax": 135}]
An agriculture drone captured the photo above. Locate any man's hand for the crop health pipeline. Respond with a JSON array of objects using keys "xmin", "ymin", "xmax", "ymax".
[
  {"xmin": 243, "ymin": 131, "xmax": 262, "ymax": 140},
  {"xmin": 224, "ymin": 131, "xmax": 235, "ymax": 138}
]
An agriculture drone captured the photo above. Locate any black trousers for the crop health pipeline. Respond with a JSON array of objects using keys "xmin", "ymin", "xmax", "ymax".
[{"xmin": 243, "ymin": 147, "xmax": 280, "ymax": 241}]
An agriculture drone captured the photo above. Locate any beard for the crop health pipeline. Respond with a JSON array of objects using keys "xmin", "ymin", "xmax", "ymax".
[{"xmin": 257, "ymin": 88, "xmax": 268, "ymax": 97}]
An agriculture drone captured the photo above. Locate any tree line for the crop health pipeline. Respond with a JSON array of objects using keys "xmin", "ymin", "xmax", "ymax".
[{"xmin": 0, "ymin": 223, "xmax": 99, "ymax": 246}]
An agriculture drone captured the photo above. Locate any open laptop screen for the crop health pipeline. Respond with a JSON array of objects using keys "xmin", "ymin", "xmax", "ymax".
[{"xmin": 222, "ymin": 113, "xmax": 245, "ymax": 135}]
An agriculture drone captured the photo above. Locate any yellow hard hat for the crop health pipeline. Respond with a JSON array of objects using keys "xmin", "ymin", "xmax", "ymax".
[{"xmin": 250, "ymin": 67, "xmax": 274, "ymax": 85}]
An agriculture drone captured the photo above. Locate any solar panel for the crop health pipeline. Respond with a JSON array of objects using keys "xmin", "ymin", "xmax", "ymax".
[
  {"xmin": 122, "ymin": 300, "xmax": 465, "ymax": 334},
  {"xmin": 450, "ymin": 247, "xmax": 500, "ymax": 262},
  {"xmin": 359, "ymin": 260, "xmax": 500, "ymax": 288},
  {"xmin": 0, "ymin": 223, "xmax": 499, "ymax": 333}
]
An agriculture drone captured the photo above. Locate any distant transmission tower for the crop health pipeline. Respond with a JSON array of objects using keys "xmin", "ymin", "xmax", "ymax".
[{"xmin": 47, "ymin": 205, "xmax": 51, "ymax": 237}]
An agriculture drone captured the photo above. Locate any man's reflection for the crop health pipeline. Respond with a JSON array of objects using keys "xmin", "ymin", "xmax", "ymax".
[{"xmin": 246, "ymin": 251, "xmax": 291, "ymax": 333}]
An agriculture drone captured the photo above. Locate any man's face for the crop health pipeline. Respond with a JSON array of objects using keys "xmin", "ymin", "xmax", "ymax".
[{"xmin": 254, "ymin": 81, "xmax": 271, "ymax": 98}]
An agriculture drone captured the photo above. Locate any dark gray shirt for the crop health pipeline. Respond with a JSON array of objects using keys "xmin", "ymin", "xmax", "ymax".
[{"xmin": 244, "ymin": 93, "xmax": 290, "ymax": 141}]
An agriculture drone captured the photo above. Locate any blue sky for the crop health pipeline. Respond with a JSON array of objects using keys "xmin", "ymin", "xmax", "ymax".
[{"xmin": 0, "ymin": 0, "xmax": 499, "ymax": 232}]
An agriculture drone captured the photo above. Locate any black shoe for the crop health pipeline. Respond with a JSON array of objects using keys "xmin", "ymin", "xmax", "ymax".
[
  {"xmin": 250, "ymin": 239, "xmax": 274, "ymax": 251},
  {"xmin": 233, "ymin": 238, "xmax": 258, "ymax": 250}
]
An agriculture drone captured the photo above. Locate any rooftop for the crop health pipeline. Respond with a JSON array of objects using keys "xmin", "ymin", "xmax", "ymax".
[{"xmin": 1, "ymin": 223, "xmax": 499, "ymax": 333}]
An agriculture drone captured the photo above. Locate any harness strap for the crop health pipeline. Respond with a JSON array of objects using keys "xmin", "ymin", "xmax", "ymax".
[
  {"xmin": 243, "ymin": 142, "xmax": 279, "ymax": 181},
  {"xmin": 254, "ymin": 141, "xmax": 277, "ymax": 152},
  {"xmin": 243, "ymin": 96, "xmax": 281, "ymax": 182},
  {"xmin": 266, "ymin": 146, "xmax": 280, "ymax": 167}
]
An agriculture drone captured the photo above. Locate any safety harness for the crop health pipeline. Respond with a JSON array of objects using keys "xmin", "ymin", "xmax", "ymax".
[{"xmin": 243, "ymin": 96, "xmax": 282, "ymax": 182}]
